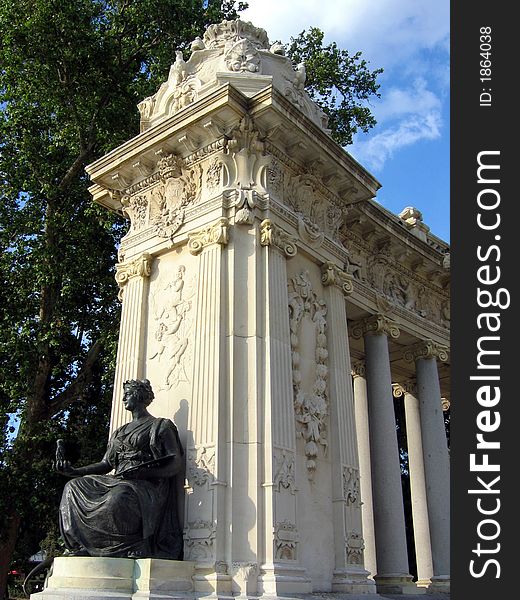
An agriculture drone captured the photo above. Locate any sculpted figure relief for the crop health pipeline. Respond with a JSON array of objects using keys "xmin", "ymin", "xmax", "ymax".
[{"xmin": 56, "ymin": 379, "xmax": 184, "ymax": 559}]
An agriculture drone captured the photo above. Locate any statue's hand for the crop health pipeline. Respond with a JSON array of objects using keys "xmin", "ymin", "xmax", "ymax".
[{"xmin": 54, "ymin": 459, "xmax": 78, "ymax": 477}]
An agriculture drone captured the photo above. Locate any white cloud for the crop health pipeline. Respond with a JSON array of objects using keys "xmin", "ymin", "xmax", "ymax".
[
  {"xmin": 350, "ymin": 110, "xmax": 442, "ymax": 171},
  {"xmin": 241, "ymin": 0, "xmax": 449, "ymax": 71}
]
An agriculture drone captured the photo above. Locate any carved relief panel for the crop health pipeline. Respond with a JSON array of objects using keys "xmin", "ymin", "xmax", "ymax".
[{"xmin": 287, "ymin": 270, "xmax": 329, "ymax": 479}]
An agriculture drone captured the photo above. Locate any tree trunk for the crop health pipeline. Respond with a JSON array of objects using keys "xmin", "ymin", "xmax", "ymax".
[{"xmin": 0, "ymin": 511, "xmax": 21, "ymax": 600}]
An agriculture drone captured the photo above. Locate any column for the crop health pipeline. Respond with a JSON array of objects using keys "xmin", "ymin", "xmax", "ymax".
[
  {"xmin": 322, "ymin": 263, "xmax": 376, "ymax": 595},
  {"xmin": 352, "ymin": 314, "xmax": 415, "ymax": 595},
  {"xmin": 394, "ymin": 381, "xmax": 433, "ymax": 587},
  {"xmin": 185, "ymin": 218, "xmax": 232, "ymax": 595},
  {"xmin": 352, "ymin": 361, "xmax": 377, "ymax": 581},
  {"xmin": 257, "ymin": 219, "xmax": 311, "ymax": 596},
  {"xmin": 111, "ymin": 252, "xmax": 152, "ymax": 430},
  {"xmin": 405, "ymin": 341, "xmax": 450, "ymax": 593}
]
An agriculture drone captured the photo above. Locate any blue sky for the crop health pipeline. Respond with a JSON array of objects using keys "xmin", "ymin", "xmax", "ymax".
[{"xmin": 241, "ymin": 0, "xmax": 450, "ymax": 242}]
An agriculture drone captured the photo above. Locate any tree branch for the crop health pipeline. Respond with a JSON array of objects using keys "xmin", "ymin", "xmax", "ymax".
[{"xmin": 47, "ymin": 339, "xmax": 104, "ymax": 417}]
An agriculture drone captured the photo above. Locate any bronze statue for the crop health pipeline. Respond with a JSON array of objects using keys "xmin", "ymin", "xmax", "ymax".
[{"xmin": 55, "ymin": 379, "xmax": 184, "ymax": 559}]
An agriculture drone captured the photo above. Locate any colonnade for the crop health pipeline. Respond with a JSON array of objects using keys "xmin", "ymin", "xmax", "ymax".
[{"xmin": 350, "ymin": 314, "xmax": 450, "ymax": 595}]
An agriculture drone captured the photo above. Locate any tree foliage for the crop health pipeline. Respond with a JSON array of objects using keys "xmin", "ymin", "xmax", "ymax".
[
  {"xmin": 0, "ymin": 1, "xmax": 382, "ymax": 594},
  {"xmin": 287, "ymin": 27, "xmax": 383, "ymax": 146}
]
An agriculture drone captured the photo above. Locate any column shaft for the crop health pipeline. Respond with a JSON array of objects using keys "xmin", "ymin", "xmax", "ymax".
[
  {"xmin": 403, "ymin": 388, "xmax": 433, "ymax": 586},
  {"xmin": 364, "ymin": 331, "xmax": 413, "ymax": 592},
  {"xmin": 416, "ymin": 357, "xmax": 450, "ymax": 584},
  {"xmin": 353, "ymin": 370, "xmax": 377, "ymax": 580}
]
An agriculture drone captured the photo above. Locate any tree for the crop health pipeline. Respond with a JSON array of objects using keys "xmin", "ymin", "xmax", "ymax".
[
  {"xmin": 287, "ymin": 27, "xmax": 383, "ymax": 146},
  {"xmin": 0, "ymin": 1, "xmax": 246, "ymax": 595},
  {"xmin": 0, "ymin": 3, "xmax": 382, "ymax": 595}
]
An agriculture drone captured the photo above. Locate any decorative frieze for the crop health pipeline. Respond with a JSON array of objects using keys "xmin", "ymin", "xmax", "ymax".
[
  {"xmin": 188, "ymin": 217, "xmax": 230, "ymax": 255},
  {"xmin": 351, "ymin": 314, "xmax": 400, "ymax": 340},
  {"xmin": 260, "ymin": 219, "xmax": 297, "ymax": 257},
  {"xmin": 115, "ymin": 253, "xmax": 152, "ymax": 301},
  {"xmin": 403, "ymin": 340, "xmax": 449, "ymax": 363},
  {"xmin": 288, "ymin": 271, "xmax": 329, "ymax": 479},
  {"xmin": 321, "ymin": 261, "xmax": 353, "ymax": 296},
  {"xmin": 274, "ymin": 521, "xmax": 299, "ymax": 560}
]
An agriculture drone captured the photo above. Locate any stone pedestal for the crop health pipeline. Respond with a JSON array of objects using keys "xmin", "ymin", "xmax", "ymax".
[{"xmin": 31, "ymin": 557, "xmax": 195, "ymax": 600}]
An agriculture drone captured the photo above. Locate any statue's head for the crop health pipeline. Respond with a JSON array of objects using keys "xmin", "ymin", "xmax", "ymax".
[{"xmin": 123, "ymin": 379, "xmax": 155, "ymax": 407}]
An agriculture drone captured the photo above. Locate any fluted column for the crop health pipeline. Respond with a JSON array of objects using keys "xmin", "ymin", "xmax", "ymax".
[
  {"xmin": 111, "ymin": 252, "xmax": 152, "ymax": 430},
  {"xmin": 351, "ymin": 361, "xmax": 377, "ymax": 581},
  {"xmin": 405, "ymin": 341, "xmax": 450, "ymax": 592},
  {"xmin": 322, "ymin": 263, "xmax": 375, "ymax": 595},
  {"xmin": 394, "ymin": 381, "xmax": 433, "ymax": 587},
  {"xmin": 352, "ymin": 314, "xmax": 414, "ymax": 594}
]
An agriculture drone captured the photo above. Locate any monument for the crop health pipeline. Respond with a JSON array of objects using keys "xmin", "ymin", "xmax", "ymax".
[{"xmin": 33, "ymin": 18, "xmax": 450, "ymax": 599}]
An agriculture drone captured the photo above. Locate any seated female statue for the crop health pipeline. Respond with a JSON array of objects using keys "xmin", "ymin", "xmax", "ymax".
[{"xmin": 55, "ymin": 379, "xmax": 184, "ymax": 559}]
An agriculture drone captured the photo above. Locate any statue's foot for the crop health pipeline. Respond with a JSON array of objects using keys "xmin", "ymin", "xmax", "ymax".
[
  {"xmin": 62, "ymin": 548, "xmax": 89, "ymax": 557},
  {"xmin": 126, "ymin": 550, "xmax": 145, "ymax": 558}
]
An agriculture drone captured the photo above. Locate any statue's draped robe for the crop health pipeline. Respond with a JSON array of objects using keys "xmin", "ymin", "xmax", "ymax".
[{"xmin": 59, "ymin": 416, "xmax": 183, "ymax": 558}]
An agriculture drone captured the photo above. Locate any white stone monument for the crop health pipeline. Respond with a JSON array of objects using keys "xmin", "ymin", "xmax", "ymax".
[{"xmin": 33, "ymin": 17, "xmax": 451, "ymax": 600}]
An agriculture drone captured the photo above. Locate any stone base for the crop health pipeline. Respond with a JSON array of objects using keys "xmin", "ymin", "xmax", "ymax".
[
  {"xmin": 332, "ymin": 567, "xmax": 378, "ymax": 594},
  {"xmin": 427, "ymin": 575, "xmax": 450, "ymax": 594},
  {"xmin": 30, "ymin": 557, "xmax": 195, "ymax": 600},
  {"xmin": 374, "ymin": 574, "xmax": 419, "ymax": 595},
  {"xmin": 257, "ymin": 563, "xmax": 312, "ymax": 596}
]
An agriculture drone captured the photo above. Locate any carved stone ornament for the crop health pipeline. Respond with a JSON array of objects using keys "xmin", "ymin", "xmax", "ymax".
[
  {"xmin": 148, "ymin": 265, "xmax": 196, "ymax": 390},
  {"xmin": 260, "ymin": 219, "xmax": 297, "ymax": 257},
  {"xmin": 442, "ymin": 398, "xmax": 451, "ymax": 411},
  {"xmin": 346, "ymin": 531, "xmax": 365, "ymax": 565},
  {"xmin": 147, "ymin": 154, "xmax": 202, "ymax": 241},
  {"xmin": 115, "ymin": 253, "xmax": 152, "ymax": 301},
  {"xmin": 184, "ymin": 520, "xmax": 217, "ymax": 561},
  {"xmin": 274, "ymin": 521, "xmax": 299, "ymax": 561},
  {"xmin": 351, "ymin": 314, "xmax": 400, "ymax": 340},
  {"xmin": 227, "ymin": 114, "xmax": 265, "ymax": 192},
  {"xmin": 342, "ymin": 466, "xmax": 361, "ymax": 507},
  {"xmin": 351, "ymin": 361, "xmax": 366, "ymax": 378},
  {"xmin": 188, "ymin": 217, "xmax": 230, "ymax": 255},
  {"xmin": 203, "ymin": 19, "xmax": 269, "ymax": 50},
  {"xmin": 187, "ymin": 445, "xmax": 216, "ymax": 486},
  {"xmin": 403, "ymin": 340, "xmax": 449, "ymax": 363},
  {"xmin": 288, "ymin": 271, "xmax": 329, "ymax": 479},
  {"xmin": 321, "ymin": 262, "xmax": 353, "ymax": 296},
  {"xmin": 206, "ymin": 157, "xmax": 223, "ymax": 191},
  {"xmin": 273, "ymin": 449, "xmax": 295, "ymax": 493}
]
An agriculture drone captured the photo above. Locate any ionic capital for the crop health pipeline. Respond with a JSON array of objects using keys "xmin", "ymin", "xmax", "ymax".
[
  {"xmin": 321, "ymin": 261, "xmax": 353, "ymax": 296},
  {"xmin": 442, "ymin": 398, "xmax": 451, "ymax": 412},
  {"xmin": 259, "ymin": 219, "xmax": 297, "ymax": 258},
  {"xmin": 351, "ymin": 313, "xmax": 400, "ymax": 340},
  {"xmin": 392, "ymin": 380, "xmax": 417, "ymax": 398},
  {"xmin": 188, "ymin": 217, "xmax": 229, "ymax": 255},
  {"xmin": 115, "ymin": 252, "xmax": 152, "ymax": 301},
  {"xmin": 351, "ymin": 361, "xmax": 366, "ymax": 378},
  {"xmin": 404, "ymin": 340, "xmax": 449, "ymax": 363}
]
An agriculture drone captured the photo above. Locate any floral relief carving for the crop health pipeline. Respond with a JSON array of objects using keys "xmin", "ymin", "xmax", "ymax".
[
  {"xmin": 206, "ymin": 157, "xmax": 223, "ymax": 191},
  {"xmin": 224, "ymin": 37, "xmax": 260, "ymax": 73},
  {"xmin": 148, "ymin": 265, "xmax": 196, "ymax": 390},
  {"xmin": 187, "ymin": 445, "xmax": 216, "ymax": 486},
  {"xmin": 121, "ymin": 194, "xmax": 148, "ymax": 232},
  {"xmin": 273, "ymin": 449, "xmax": 295, "ymax": 493},
  {"xmin": 342, "ymin": 466, "xmax": 361, "ymax": 507},
  {"xmin": 288, "ymin": 271, "xmax": 329, "ymax": 479}
]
